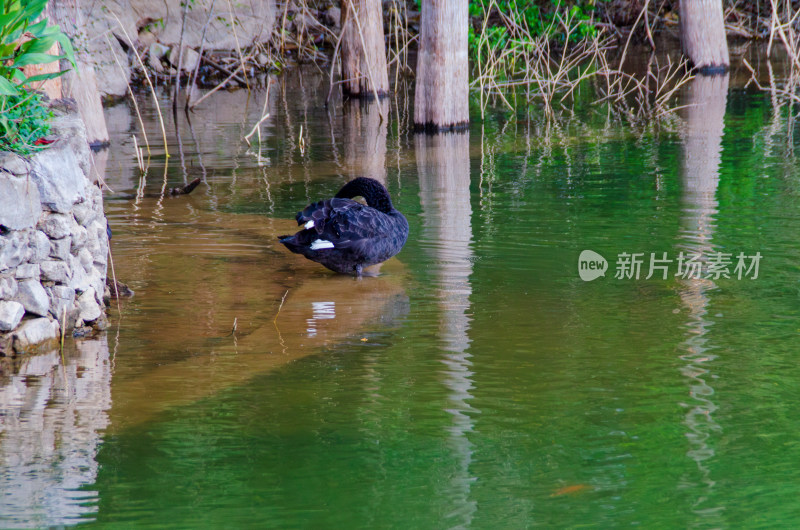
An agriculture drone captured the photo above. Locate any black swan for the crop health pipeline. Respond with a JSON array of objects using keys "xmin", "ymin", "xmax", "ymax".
[{"xmin": 278, "ymin": 177, "xmax": 409, "ymax": 276}]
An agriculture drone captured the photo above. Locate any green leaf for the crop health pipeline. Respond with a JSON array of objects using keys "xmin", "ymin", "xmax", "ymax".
[
  {"xmin": 23, "ymin": 70, "xmax": 64, "ymax": 84},
  {"xmin": 0, "ymin": 77, "xmax": 20, "ymax": 96},
  {"xmin": 22, "ymin": 0, "xmax": 48, "ymax": 22},
  {"xmin": 12, "ymin": 52, "xmax": 64, "ymax": 67},
  {"xmin": 19, "ymin": 35, "xmax": 57, "ymax": 55},
  {"xmin": 25, "ymin": 18, "xmax": 48, "ymax": 36},
  {"xmin": 53, "ymin": 33, "xmax": 75, "ymax": 66},
  {"xmin": 0, "ymin": 42, "xmax": 17, "ymax": 57},
  {"xmin": 0, "ymin": 12, "xmax": 23, "ymax": 38}
]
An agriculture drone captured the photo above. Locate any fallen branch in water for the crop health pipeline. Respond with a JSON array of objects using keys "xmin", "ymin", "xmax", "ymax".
[
  {"xmin": 169, "ymin": 177, "xmax": 202, "ymax": 196},
  {"xmin": 202, "ymin": 54, "xmax": 248, "ymax": 85},
  {"xmin": 189, "ymin": 59, "xmax": 251, "ymax": 110}
]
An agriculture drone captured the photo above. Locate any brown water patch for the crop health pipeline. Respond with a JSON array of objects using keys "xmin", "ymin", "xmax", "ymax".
[{"xmin": 106, "ymin": 194, "xmax": 408, "ymax": 431}]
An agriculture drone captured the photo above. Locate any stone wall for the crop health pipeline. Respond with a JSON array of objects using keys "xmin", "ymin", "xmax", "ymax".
[{"xmin": 0, "ymin": 104, "xmax": 109, "ymax": 355}]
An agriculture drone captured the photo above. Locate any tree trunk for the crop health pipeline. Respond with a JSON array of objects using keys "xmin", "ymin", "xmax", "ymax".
[
  {"xmin": 50, "ymin": 0, "xmax": 110, "ymax": 147},
  {"xmin": 679, "ymin": 0, "xmax": 729, "ymax": 73},
  {"xmin": 342, "ymin": 99, "xmax": 388, "ymax": 183},
  {"xmin": 339, "ymin": 0, "xmax": 389, "ymax": 98},
  {"xmin": 414, "ymin": 0, "xmax": 469, "ymax": 131}
]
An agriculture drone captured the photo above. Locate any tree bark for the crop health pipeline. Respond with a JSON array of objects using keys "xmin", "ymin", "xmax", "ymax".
[
  {"xmin": 679, "ymin": 0, "xmax": 729, "ymax": 73},
  {"xmin": 342, "ymin": 99, "xmax": 388, "ymax": 183},
  {"xmin": 414, "ymin": 0, "xmax": 469, "ymax": 131},
  {"xmin": 339, "ymin": 0, "xmax": 389, "ymax": 98},
  {"xmin": 50, "ymin": 0, "xmax": 110, "ymax": 147}
]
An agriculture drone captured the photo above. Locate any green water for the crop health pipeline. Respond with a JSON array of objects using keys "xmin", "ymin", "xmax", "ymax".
[{"xmin": 4, "ymin": 61, "xmax": 800, "ymax": 527}]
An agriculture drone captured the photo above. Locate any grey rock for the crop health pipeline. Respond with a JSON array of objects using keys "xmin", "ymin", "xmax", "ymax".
[
  {"xmin": 13, "ymin": 317, "xmax": 59, "ymax": 351},
  {"xmin": 48, "ymin": 113, "xmax": 92, "ymax": 178},
  {"xmin": 72, "ymin": 200, "xmax": 94, "ymax": 226},
  {"xmin": 168, "ymin": 45, "xmax": 200, "ymax": 73},
  {"xmin": 148, "ymin": 51, "xmax": 165, "ymax": 73},
  {"xmin": 83, "ymin": 20, "xmax": 131, "ymax": 98},
  {"xmin": 0, "ymin": 152, "xmax": 30, "ymax": 176},
  {"xmin": 30, "ymin": 230, "xmax": 51, "ymax": 262},
  {"xmin": 324, "ymin": 6, "xmax": 341, "ymax": 28},
  {"xmin": 67, "ymin": 256, "xmax": 90, "ymax": 292},
  {"xmin": 150, "ymin": 42, "xmax": 171, "ymax": 60},
  {"xmin": 29, "ymin": 143, "xmax": 87, "ymax": 213},
  {"xmin": 0, "ymin": 276, "xmax": 18, "ymax": 299},
  {"xmin": 88, "ymin": 268, "xmax": 106, "ymax": 304},
  {"xmin": 14, "ymin": 263, "xmax": 40, "ymax": 280},
  {"xmin": 88, "ymin": 183, "xmax": 104, "ymax": 209},
  {"xmin": 88, "ymin": 0, "xmax": 275, "ymax": 95},
  {"xmin": 50, "ymin": 237, "xmax": 72, "ymax": 260},
  {"xmin": 77, "ymin": 288, "xmax": 102, "ymax": 322},
  {"xmin": 15, "ymin": 280, "xmax": 50, "ymax": 316},
  {"xmin": 88, "ymin": 220, "xmax": 109, "ymax": 265},
  {"xmin": 71, "ymin": 225, "xmax": 88, "ymax": 253},
  {"xmin": 0, "ymin": 230, "xmax": 31, "ymax": 271},
  {"xmin": 47, "ymin": 284, "xmax": 76, "ymax": 323},
  {"xmin": 64, "ymin": 0, "xmax": 275, "ymax": 98},
  {"xmin": 38, "ymin": 212, "xmax": 72, "ymax": 239},
  {"xmin": 0, "ymin": 300, "xmax": 25, "ymax": 331},
  {"xmin": 40, "ymin": 260, "xmax": 71, "ymax": 284},
  {"xmin": 78, "ymin": 247, "xmax": 93, "ymax": 272},
  {"xmin": 93, "ymin": 314, "xmax": 109, "ymax": 330},
  {"xmin": 138, "ymin": 29, "xmax": 156, "ymax": 47},
  {"xmin": 0, "ymin": 173, "xmax": 42, "ymax": 230}
]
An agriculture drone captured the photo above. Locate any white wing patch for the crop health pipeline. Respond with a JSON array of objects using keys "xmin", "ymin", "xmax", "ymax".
[
  {"xmin": 310, "ymin": 239, "xmax": 335, "ymax": 250},
  {"xmin": 304, "ymin": 220, "xmax": 315, "ymax": 229}
]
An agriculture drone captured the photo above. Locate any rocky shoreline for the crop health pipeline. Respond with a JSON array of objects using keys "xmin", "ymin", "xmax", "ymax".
[{"xmin": 0, "ymin": 102, "xmax": 110, "ymax": 355}]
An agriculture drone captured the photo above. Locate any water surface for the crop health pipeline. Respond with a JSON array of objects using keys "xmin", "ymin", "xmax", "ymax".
[{"xmin": 3, "ymin": 54, "xmax": 800, "ymax": 527}]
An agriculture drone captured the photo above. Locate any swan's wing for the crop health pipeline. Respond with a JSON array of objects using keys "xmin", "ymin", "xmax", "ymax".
[
  {"xmin": 292, "ymin": 198, "xmax": 406, "ymax": 260},
  {"xmin": 324, "ymin": 202, "xmax": 392, "ymax": 245},
  {"xmin": 296, "ymin": 198, "xmax": 382, "ymax": 240},
  {"xmin": 296, "ymin": 198, "xmax": 358, "ymax": 231}
]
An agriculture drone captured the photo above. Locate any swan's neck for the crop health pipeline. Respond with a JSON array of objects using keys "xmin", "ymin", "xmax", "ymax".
[{"xmin": 335, "ymin": 177, "xmax": 393, "ymax": 213}]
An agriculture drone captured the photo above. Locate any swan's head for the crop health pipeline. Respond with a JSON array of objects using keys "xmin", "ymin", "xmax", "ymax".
[{"xmin": 335, "ymin": 177, "xmax": 394, "ymax": 213}]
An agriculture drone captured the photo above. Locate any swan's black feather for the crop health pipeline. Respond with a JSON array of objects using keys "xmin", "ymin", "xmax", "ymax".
[{"xmin": 279, "ymin": 178, "xmax": 409, "ymax": 275}]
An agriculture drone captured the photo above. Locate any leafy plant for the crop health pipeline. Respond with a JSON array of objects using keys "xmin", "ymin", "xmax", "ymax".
[
  {"xmin": 0, "ymin": 0, "xmax": 75, "ymax": 154},
  {"xmin": 0, "ymin": 0, "xmax": 75, "ymax": 96},
  {"xmin": 0, "ymin": 91, "xmax": 53, "ymax": 155},
  {"xmin": 468, "ymin": 0, "xmax": 602, "ymax": 60}
]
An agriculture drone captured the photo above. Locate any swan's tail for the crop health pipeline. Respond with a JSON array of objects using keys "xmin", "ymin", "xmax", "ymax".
[
  {"xmin": 279, "ymin": 233, "xmax": 335, "ymax": 254},
  {"xmin": 278, "ymin": 235, "xmax": 303, "ymax": 254}
]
